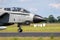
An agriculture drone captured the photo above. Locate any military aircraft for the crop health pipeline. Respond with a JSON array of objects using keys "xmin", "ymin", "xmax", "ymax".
[{"xmin": 0, "ymin": 7, "xmax": 46, "ymax": 32}]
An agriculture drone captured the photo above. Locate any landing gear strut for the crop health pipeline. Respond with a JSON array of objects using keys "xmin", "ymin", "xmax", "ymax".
[{"xmin": 17, "ymin": 23, "xmax": 23, "ymax": 32}]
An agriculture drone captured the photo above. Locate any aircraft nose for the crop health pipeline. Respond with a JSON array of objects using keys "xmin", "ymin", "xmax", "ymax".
[{"xmin": 33, "ymin": 15, "xmax": 46, "ymax": 23}]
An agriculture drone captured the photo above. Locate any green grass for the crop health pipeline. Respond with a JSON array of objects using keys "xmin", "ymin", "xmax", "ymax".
[
  {"xmin": 0, "ymin": 23, "xmax": 60, "ymax": 40},
  {"xmin": 0, "ymin": 37, "xmax": 60, "ymax": 40},
  {"xmin": 0, "ymin": 23, "xmax": 60, "ymax": 32}
]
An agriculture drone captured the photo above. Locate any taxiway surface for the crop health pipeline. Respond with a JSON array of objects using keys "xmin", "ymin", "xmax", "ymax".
[{"xmin": 0, "ymin": 32, "xmax": 60, "ymax": 37}]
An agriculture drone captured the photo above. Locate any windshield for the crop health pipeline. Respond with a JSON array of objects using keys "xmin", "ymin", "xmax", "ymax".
[
  {"xmin": 23, "ymin": 9, "xmax": 30, "ymax": 13},
  {"xmin": 11, "ymin": 7, "xmax": 30, "ymax": 13}
]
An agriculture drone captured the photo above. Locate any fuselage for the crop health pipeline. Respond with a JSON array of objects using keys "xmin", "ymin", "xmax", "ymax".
[{"xmin": 0, "ymin": 7, "xmax": 45, "ymax": 26}]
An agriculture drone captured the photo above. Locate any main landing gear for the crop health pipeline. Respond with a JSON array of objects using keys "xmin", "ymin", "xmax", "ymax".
[{"xmin": 17, "ymin": 23, "xmax": 23, "ymax": 32}]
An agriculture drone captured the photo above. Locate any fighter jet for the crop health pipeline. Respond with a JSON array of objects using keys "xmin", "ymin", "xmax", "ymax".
[{"xmin": 0, "ymin": 7, "xmax": 46, "ymax": 32}]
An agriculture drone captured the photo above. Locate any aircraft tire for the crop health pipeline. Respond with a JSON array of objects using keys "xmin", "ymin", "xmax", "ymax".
[{"xmin": 18, "ymin": 29, "xmax": 23, "ymax": 32}]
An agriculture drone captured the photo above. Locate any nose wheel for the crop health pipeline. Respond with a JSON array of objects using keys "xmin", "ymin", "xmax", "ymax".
[
  {"xmin": 17, "ymin": 23, "xmax": 23, "ymax": 32},
  {"xmin": 18, "ymin": 29, "xmax": 23, "ymax": 32}
]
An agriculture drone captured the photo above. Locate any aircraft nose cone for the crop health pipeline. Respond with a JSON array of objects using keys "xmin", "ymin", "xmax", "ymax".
[{"xmin": 33, "ymin": 15, "xmax": 46, "ymax": 23}]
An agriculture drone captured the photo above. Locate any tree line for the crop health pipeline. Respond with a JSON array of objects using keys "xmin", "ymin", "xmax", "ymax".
[{"xmin": 44, "ymin": 15, "xmax": 60, "ymax": 23}]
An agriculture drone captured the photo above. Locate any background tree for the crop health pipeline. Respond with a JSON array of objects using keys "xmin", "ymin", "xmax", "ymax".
[
  {"xmin": 57, "ymin": 16, "xmax": 60, "ymax": 23},
  {"xmin": 48, "ymin": 15, "xmax": 57, "ymax": 23}
]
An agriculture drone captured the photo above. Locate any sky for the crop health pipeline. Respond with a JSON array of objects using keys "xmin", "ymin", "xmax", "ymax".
[{"xmin": 0, "ymin": 0, "xmax": 60, "ymax": 18}]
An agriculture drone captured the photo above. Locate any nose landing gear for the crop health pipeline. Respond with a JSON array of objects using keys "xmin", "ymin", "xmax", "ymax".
[{"xmin": 17, "ymin": 23, "xmax": 23, "ymax": 32}]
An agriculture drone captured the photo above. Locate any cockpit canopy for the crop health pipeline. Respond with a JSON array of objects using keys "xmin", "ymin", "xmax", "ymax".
[{"xmin": 4, "ymin": 7, "xmax": 30, "ymax": 13}]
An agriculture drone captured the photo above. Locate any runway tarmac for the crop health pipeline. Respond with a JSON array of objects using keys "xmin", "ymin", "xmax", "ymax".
[{"xmin": 0, "ymin": 32, "xmax": 60, "ymax": 37}]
